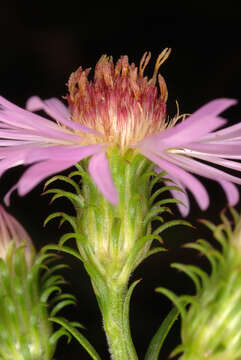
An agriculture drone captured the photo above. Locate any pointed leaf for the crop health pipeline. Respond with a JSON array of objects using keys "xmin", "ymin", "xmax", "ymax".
[
  {"xmin": 44, "ymin": 188, "xmax": 84, "ymax": 208},
  {"xmin": 155, "ymin": 287, "xmax": 186, "ymax": 319},
  {"xmin": 43, "ymin": 212, "xmax": 77, "ymax": 232},
  {"xmin": 153, "ymin": 219, "xmax": 193, "ymax": 236},
  {"xmin": 144, "ymin": 307, "xmax": 179, "ymax": 360},
  {"xmin": 50, "ymin": 299, "xmax": 76, "ymax": 317},
  {"xmin": 41, "ymin": 244, "xmax": 84, "ymax": 262},
  {"xmin": 49, "ymin": 327, "xmax": 72, "ymax": 346},
  {"xmin": 148, "ymin": 185, "xmax": 184, "ymax": 206},
  {"xmin": 49, "ymin": 317, "xmax": 102, "ymax": 360},
  {"xmin": 123, "ymin": 280, "xmax": 140, "ymax": 360},
  {"xmin": 44, "ymin": 174, "xmax": 81, "ymax": 194}
]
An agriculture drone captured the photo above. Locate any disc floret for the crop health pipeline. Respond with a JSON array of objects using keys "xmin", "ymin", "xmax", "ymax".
[{"xmin": 67, "ymin": 49, "xmax": 170, "ymax": 150}]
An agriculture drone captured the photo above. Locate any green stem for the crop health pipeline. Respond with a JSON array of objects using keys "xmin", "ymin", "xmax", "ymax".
[{"xmin": 101, "ymin": 285, "xmax": 138, "ymax": 360}]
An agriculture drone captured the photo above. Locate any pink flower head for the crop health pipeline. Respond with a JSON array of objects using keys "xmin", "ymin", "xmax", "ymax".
[
  {"xmin": 0, "ymin": 49, "xmax": 240, "ymax": 215},
  {"xmin": 0, "ymin": 205, "xmax": 34, "ymax": 264}
]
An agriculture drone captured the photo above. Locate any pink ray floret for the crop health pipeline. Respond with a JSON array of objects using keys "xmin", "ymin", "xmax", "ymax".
[
  {"xmin": 138, "ymin": 98, "xmax": 241, "ymax": 215},
  {"xmin": 0, "ymin": 50, "xmax": 240, "ymax": 216},
  {"xmin": 0, "ymin": 95, "xmax": 117, "ymax": 205}
]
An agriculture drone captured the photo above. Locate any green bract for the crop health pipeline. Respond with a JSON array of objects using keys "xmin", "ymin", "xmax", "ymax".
[
  {"xmin": 44, "ymin": 148, "xmax": 188, "ymax": 287},
  {"xmin": 0, "ymin": 242, "xmax": 75, "ymax": 360}
]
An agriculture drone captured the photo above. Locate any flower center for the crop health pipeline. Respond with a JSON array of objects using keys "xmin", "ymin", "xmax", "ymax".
[{"xmin": 67, "ymin": 49, "xmax": 170, "ymax": 150}]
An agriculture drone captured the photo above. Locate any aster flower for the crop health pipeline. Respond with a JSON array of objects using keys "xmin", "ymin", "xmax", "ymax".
[
  {"xmin": 0, "ymin": 48, "xmax": 240, "ymax": 215},
  {"xmin": 0, "ymin": 204, "xmax": 34, "ymax": 264},
  {"xmin": 0, "ymin": 205, "xmax": 84, "ymax": 360}
]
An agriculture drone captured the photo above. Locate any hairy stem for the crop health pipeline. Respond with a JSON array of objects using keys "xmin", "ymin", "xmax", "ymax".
[{"xmin": 100, "ymin": 284, "xmax": 138, "ymax": 360}]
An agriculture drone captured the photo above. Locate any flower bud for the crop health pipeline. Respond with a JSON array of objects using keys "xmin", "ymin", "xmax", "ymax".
[
  {"xmin": 164, "ymin": 208, "xmax": 241, "ymax": 360},
  {"xmin": 0, "ymin": 205, "xmax": 34, "ymax": 265},
  {"xmin": 0, "ymin": 205, "xmax": 71, "ymax": 360}
]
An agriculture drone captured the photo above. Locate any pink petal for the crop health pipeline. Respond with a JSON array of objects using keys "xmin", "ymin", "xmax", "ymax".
[
  {"xmin": 201, "ymin": 120, "xmax": 241, "ymax": 142},
  {"xmin": 0, "ymin": 109, "xmax": 85, "ymax": 144},
  {"xmin": 27, "ymin": 97, "xmax": 70, "ymax": 119},
  {"xmin": 26, "ymin": 96, "xmax": 101, "ymax": 136},
  {"xmin": 0, "ymin": 96, "xmax": 90, "ymax": 141},
  {"xmin": 17, "ymin": 159, "xmax": 80, "ymax": 196},
  {"xmin": 187, "ymin": 154, "xmax": 241, "ymax": 172},
  {"xmin": 1, "ymin": 144, "xmax": 100, "ymax": 175},
  {"xmin": 0, "ymin": 123, "xmax": 83, "ymax": 144},
  {"xmin": 187, "ymin": 143, "xmax": 241, "ymax": 157},
  {"xmin": 188, "ymin": 98, "xmax": 237, "ymax": 118},
  {"xmin": 162, "ymin": 175, "xmax": 190, "ymax": 217},
  {"xmin": 4, "ymin": 185, "xmax": 17, "ymax": 206},
  {"xmin": 88, "ymin": 152, "xmax": 118, "ymax": 205},
  {"xmin": 139, "ymin": 116, "xmax": 226, "ymax": 151},
  {"xmin": 138, "ymin": 98, "xmax": 237, "ymax": 151},
  {"xmin": 0, "ymin": 152, "xmax": 27, "ymax": 176},
  {"xmin": 140, "ymin": 149, "xmax": 209, "ymax": 211},
  {"xmin": 24, "ymin": 144, "xmax": 103, "ymax": 164},
  {"xmin": 0, "ymin": 140, "xmax": 33, "ymax": 146},
  {"xmin": 0, "ymin": 99, "xmax": 60, "ymax": 129},
  {"xmin": 0, "ymin": 95, "xmax": 26, "ymax": 112},
  {"xmin": 167, "ymin": 153, "xmax": 241, "ymax": 185},
  {"xmin": 217, "ymin": 180, "xmax": 239, "ymax": 206}
]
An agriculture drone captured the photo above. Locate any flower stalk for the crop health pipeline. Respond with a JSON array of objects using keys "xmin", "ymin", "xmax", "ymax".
[{"xmin": 101, "ymin": 285, "xmax": 133, "ymax": 360}]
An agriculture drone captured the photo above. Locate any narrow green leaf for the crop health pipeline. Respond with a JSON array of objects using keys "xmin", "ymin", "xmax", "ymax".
[
  {"xmin": 198, "ymin": 219, "xmax": 217, "ymax": 232},
  {"xmin": 111, "ymin": 217, "xmax": 122, "ymax": 254},
  {"xmin": 144, "ymin": 247, "xmax": 166, "ymax": 261},
  {"xmin": 50, "ymin": 299, "xmax": 76, "ymax": 317},
  {"xmin": 49, "ymin": 327, "xmax": 72, "ymax": 346},
  {"xmin": 184, "ymin": 242, "xmax": 219, "ymax": 274},
  {"xmin": 41, "ymin": 244, "xmax": 84, "ymax": 262},
  {"xmin": 143, "ymin": 206, "xmax": 173, "ymax": 228},
  {"xmin": 44, "ymin": 188, "xmax": 84, "ymax": 208},
  {"xmin": 171, "ymin": 263, "xmax": 202, "ymax": 293},
  {"xmin": 153, "ymin": 219, "xmax": 193, "ymax": 236},
  {"xmin": 151, "ymin": 216, "xmax": 164, "ymax": 224},
  {"xmin": 123, "ymin": 234, "xmax": 164, "ymax": 274},
  {"xmin": 49, "ymin": 317, "xmax": 102, "ymax": 360},
  {"xmin": 68, "ymin": 170, "xmax": 82, "ymax": 179},
  {"xmin": 228, "ymin": 206, "xmax": 240, "ymax": 226},
  {"xmin": 169, "ymin": 344, "xmax": 185, "ymax": 358},
  {"xmin": 155, "ymin": 287, "xmax": 186, "ymax": 319},
  {"xmin": 148, "ymin": 172, "xmax": 170, "ymax": 193},
  {"xmin": 40, "ymin": 285, "xmax": 61, "ymax": 302},
  {"xmin": 74, "ymin": 162, "xmax": 85, "ymax": 173},
  {"xmin": 59, "ymin": 232, "xmax": 87, "ymax": 248},
  {"xmin": 49, "ymin": 293, "xmax": 76, "ymax": 307},
  {"xmin": 148, "ymin": 186, "xmax": 184, "ymax": 206},
  {"xmin": 41, "ymin": 274, "xmax": 66, "ymax": 290},
  {"xmin": 41, "ymin": 263, "xmax": 70, "ymax": 283},
  {"xmin": 123, "ymin": 280, "xmax": 140, "ymax": 360},
  {"xmin": 44, "ymin": 174, "xmax": 81, "ymax": 194},
  {"xmin": 144, "ymin": 307, "xmax": 179, "ymax": 360},
  {"xmin": 43, "ymin": 212, "xmax": 77, "ymax": 232},
  {"xmin": 138, "ymin": 171, "xmax": 158, "ymax": 188},
  {"xmin": 152, "ymin": 198, "xmax": 185, "ymax": 208}
]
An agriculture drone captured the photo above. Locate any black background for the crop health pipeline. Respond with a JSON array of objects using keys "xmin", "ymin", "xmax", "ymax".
[{"xmin": 0, "ymin": 2, "xmax": 241, "ymax": 359}]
